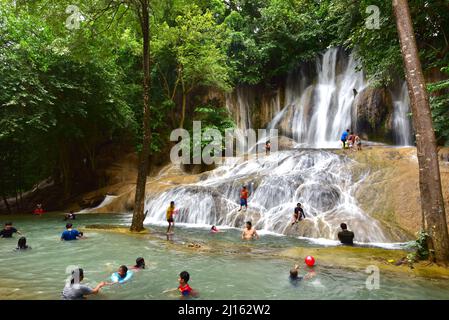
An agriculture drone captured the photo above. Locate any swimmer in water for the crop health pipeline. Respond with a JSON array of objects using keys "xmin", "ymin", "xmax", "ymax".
[
  {"xmin": 210, "ymin": 226, "xmax": 220, "ymax": 233},
  {"xmin": 109, "ymin": 265, "xmax": 130, "ymax": 284},
  {"xmin": 241, "ymin": 221, "xmax": 259, "ymax": 240},
  {"xmin": 15, "ymin": 237, "xmax": 31, "ymax": 250},
  {"xmin": 60, "ymin": 223, "xmax": 84, "ymax": 241},
  {"xmin": 289, "ymin": 264, "xmax": 303, "ymax": 285},
  {"xmin": 62, "ymin": 268, "xmax": 107, "ymax": 300},
  {"xmin": 130, "ymin": 257, "xmax": 145, "ymax": 271}
]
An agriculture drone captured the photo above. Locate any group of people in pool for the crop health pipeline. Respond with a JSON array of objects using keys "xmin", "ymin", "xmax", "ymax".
[
  {"xmin": 62, "ymin": 259, "xmax": 198, "ymax": 300},
  {"xmin": 62, "ymin": 258, "xmax": 151, "ymax": 300},
  {"xmin": 0, "ymin": 222, "xmax": 30, "ymax": 250},
  {"xmin": 1, "ymin": 187, "xmax": 355, "ymax": 299}
]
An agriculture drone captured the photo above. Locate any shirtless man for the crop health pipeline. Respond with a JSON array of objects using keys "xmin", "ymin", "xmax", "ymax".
[{"xmin": 241, "ymin": 221, "xmax": 259, "ymax": 240}]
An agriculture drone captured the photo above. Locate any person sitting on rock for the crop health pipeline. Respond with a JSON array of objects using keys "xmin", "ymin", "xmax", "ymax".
[
  {"xmin": 338, "ymin": 223, "xmax": 355, "ymax": 245},
  {"xmin": 292, "ymin": 203, "xmax": 306, "ymax": 225}
]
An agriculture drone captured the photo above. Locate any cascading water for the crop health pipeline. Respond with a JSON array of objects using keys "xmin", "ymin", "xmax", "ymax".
[
  {"xmin": 140, "ymin": 47, "xmax": 415, "ymax": 243},
  {"xmin": 392, "ymin": 82, "xmax": 413, "ymax": 146},
  {"xmin": 144, "ymin": 150, "xmax": 387, "ymax": 243},
  {"xmin": 234, "ymin": 47, "xmax": 367, "ymax": 148}
]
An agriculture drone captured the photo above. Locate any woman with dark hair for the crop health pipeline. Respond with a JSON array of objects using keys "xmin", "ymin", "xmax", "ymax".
[
  {"xmin": 16, "ymin": 237, "xmax": 31, "ymax": 250},
  {"xmin": 131, "ymin": 257, "xmax": 145, "ymax": 270},
  {"xmin": 62, "ymin": 268, "xmax": 106, "ymax": 300}
]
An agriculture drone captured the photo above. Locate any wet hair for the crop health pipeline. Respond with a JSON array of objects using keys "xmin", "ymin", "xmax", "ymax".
[
  {"xmin": 290, "ymin": 268, "xmax": 299, "ymax": 279},
  {"xmin": 180, "ymin": 271, "xmax": 190, "ymax": 283},
  {"xmin": 346, "ymin": 129, "xmax": 350, "ymax": 132},
  {"xmin": 17, "ymin": 237, "xmax": 27, "ymax": 249},
  {"xmin": 66, "ymin": 223, "xmax": 73, "ymax": 229},
  {"xmin": 170, "ymin": 201, "xmax": 175, "ymax": 206},
  {"xmin": 246, "ymin": 221, "xmax": 252, "ymax": 227},
  {"xmin": 119, "ymin": 265, "xmax": 128, "ymax": 277},
  {"xmin": 297, "ymin": 203, "xmax": 301, "ymax": 207},
  {"xmin": 340, "ymin": 223, "xmax": 348, "ymax": 230},
  {"xmin": 243, "ymin": 185, "xmax": 247, "ymax": 189},
  {"xmin": 135, "ymin": 257, "xmax": 145, "ymax": 269},
  {"xmin": 70, "ymin": 268, "xmax": 84, "ymax": 284}
]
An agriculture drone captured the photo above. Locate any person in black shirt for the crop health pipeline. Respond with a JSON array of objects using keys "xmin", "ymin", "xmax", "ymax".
[
  {"xmin": 0, "ymin": 222, "xmax": 21, "ymax": 238},
  {"xmin": 16, "ymin": 237, "xmax": 31, "ymax": 250},
  {"xmin": 291, "ymin": 203, "xmax": 306, "ymax": 225},
  {"xmin": 338, "ymin": 223, "xmax": 354, "ymax": 245}
]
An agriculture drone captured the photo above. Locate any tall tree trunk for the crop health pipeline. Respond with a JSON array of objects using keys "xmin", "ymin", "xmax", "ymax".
[
  {"xmin": 393, "ymin": 0, "xmax": 449, "ymax": 264},
  {"xmin": 130, "ymin": 0, "xmax": 151, "ymax": 232}
]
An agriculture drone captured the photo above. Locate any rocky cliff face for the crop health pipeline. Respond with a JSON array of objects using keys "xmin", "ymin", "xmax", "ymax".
[{"xmin": 353, "ymin": 86, "xmax": 394, "ymax": 142}]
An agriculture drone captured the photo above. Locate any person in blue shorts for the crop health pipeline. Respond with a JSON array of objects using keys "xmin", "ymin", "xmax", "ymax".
[
  {"xmin": 238, "ymin": 186, "xmax": 249, "ymax": 212},
  {"xmin": 61, "ymin": 223, "xmax": 84, "ymax": 241}
]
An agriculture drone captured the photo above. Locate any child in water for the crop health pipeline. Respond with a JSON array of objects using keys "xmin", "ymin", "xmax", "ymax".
[
  {"xmin": 130, "ymin": 257, "xmax": 145, "ymax": 271},
  {"xmin": 178, "ymin": 271, "xmax": 196, "ymax": 298},
  {"xmin": 110, "ymin": 265, "xmax": 133, "ymax": 284},
  {"xmin": 15, "ymin": 237, "xmax": 31, "ymax": 250},
  {"xmin": 163, "ymin": 270, "xmax": 198, "ymax": 298},
  {"xmin": 289, "ymin": 264, "xmax": 303, "ymax": 285}
]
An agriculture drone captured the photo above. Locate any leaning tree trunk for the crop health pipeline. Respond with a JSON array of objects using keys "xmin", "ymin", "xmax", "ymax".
[
  {"xmin": 393, "ymin": 0, "xmax": 449, "ymax": 264},
  {"xmin": 130, "ymin": 0, "xmax": 151, "ymax": 232}
]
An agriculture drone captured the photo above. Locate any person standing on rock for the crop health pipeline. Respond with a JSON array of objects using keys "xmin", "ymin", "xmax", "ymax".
[
  {"xmin": 355, "ymin": 134, "xmax": 362, "ymax": 151},
  {"xmin": 238, "ymin": 186, "xmax": 249, "ymax": 212},
  {"xmin": 340, "ymin": 129, "xmax": 350, "ymax": 148},
  {"xmin": 265, "ymin": 140, "xmax": 271, "ymax": 155},
  {"xmin": 166, "ymin": 201, "xmax": 176, "ymax": 234}
]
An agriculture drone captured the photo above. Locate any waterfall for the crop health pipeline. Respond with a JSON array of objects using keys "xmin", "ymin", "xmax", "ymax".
[
  {"xmin": 227, "ymin": 47, "xmax": 367, "ymax": 148},
  {"xmin": 392, "ymin": 82, "xmax": 413, "ymax": 146},
  {"xmin": 141, "ymin": 47, "xmax": 401, "ymax": 243},
  {"xmin": 144, "ymin": 150, "xmax": 387, "ymax": 243}
]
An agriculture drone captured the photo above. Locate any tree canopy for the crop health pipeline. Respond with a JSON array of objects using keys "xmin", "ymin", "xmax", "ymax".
[{"xmin": 1, "ymin": 0, "xmax": 449, "ymax": 207}]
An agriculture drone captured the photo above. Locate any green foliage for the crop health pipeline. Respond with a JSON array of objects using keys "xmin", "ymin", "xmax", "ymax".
[
  {"xmin": 429, "ymin": 67, "xmax": 449, "ymax": 146},
  {"xmin": 406, "ymin": 230, "xmax": 431, "ymax": 263},
  {"xmin": 3, "ymin": 0, "xmax": 449, "ymax": 200},
  {"xmin": 187, "ymin": 105, "xmax": 235, "ymax": 159}
]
